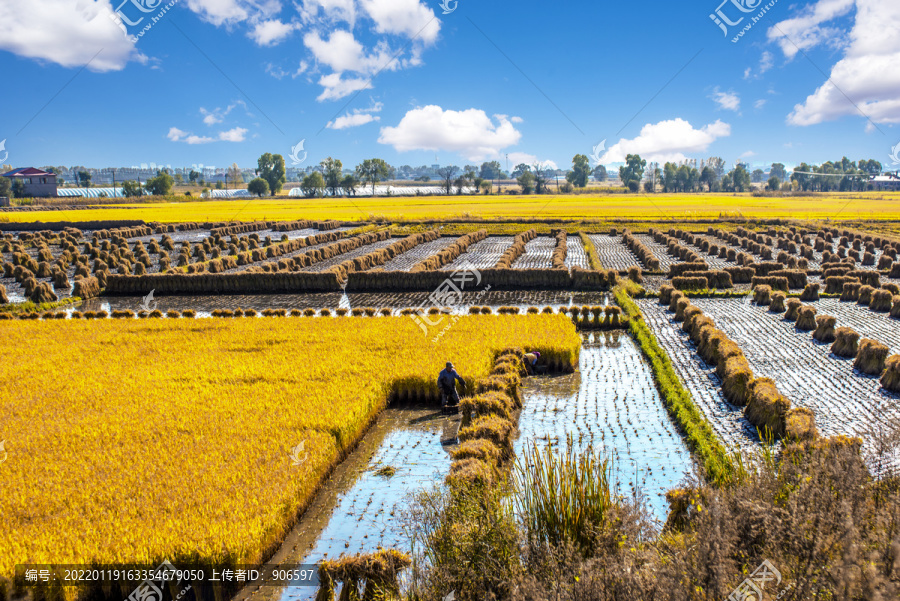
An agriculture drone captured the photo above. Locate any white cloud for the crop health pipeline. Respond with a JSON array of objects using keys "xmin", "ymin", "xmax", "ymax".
[
  {"xmin": 506, "ymin": 152, "xmax": 557, "ymax": 170},
  {"xmin": 167, "ymin": 126, "xmax": 247, "ymax": 144},
  {"xmin": 167, "ymin": 127, "xmax": 189, "ymax": 142},
  {"xmin": 248, "ymin": 19, "xmax": 297, "ymax": 46},
  {"xmin": 600, "ymin": 118, "xmax": 732, "ymax": 164},
  {"xmin": 511, "ymin": 116, "xmax": 524, "ymax": 124},
  {"xmin": 299, "ymin": 0, "xmax": 357, "ymax": 26},
  {"xmin": 303, "ymin": 30, "xmax": 401, "ymax": 75},
  {"xmin": 328, "ymin": 113, "xmax": 380, "ymax": 129},
  {"xmin": 740, "ymin": 150, "xmax": 756, "ymax": 158},
  {"xmin": 754, "ymin": 99, "xmax": 768, "ymax": 109},
  {"xmin": 316, "ymin": 73, "xmax": 373, "ymax": 101},
  {"xmin": 218, "ymin": 127, "xmax": 248, "ymax": 142},
  {"xmin": 711, "ymin": 88, "xmax": 741, "ymax": 112},
  {"xmin": 200, "ymin": 101, "xmax": 247, "ymax": 126},
  {"xmin": 0, "ymin": 0, "xmax": 143, "ymax": 72},
  {"xmin": 183, "ymin": 0, "xmax": 269, "ymax": 27},
  {"xmin": 766, "ymin": 0, "xmax": 854, "ymax": 60},
  {"xmin": 379, "ymin": 105, "xmax": 523, "ymax": 161},
  {"xmin": 783, "ymin": 1, "xmax": 900, "ymax": 126},
  {"xmin": 759, "ymin": 50, "xmax": 774, "ymax": 74},
  {"xmin": 359, "ymin": 0, "xmax": 440, "ymax": 45},
  {"xmin": 743, "ymin": 67, "xmax": 752, "ymax": 80},
  {"xmin": 265, "ymin": 61, "xmax": 309, "ymax": 79},
  {"xmin": 327, "ymin": 102, "xmax": 383, "ymax": 129}
]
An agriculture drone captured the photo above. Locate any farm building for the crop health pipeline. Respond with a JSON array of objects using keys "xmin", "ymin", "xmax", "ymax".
[
  {"xmin": 870, "ymin": 173, "xmax": 900, "ymax": 191},
  {"xmin": 1, "ymin": 167, "xmax": 58, "ymax": 197}
]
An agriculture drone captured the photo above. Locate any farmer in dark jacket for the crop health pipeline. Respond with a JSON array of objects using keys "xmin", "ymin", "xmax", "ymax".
[{"xmin": 438, "ymin": 362, "xmax": 466, "ymax": 410}]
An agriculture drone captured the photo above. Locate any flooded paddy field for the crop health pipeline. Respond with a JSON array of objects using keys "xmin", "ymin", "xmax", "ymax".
[
  {"xmin": 688, "ymin": 298, "xmax": 900, "ymax": 445},
  {"xmin": 636, "ymin": 299, "xmax": 760, "ymax": 450},
  {"xmin": 79, "ymin": 289, "xmax": 612, "ymax": 315},
  {"xmin": 516, "ymin": 332, "xmax": 694, "ymax": 522},
  {"xmin": 588, "ymin": 234, "xmax": 643, "ymax": 271}
]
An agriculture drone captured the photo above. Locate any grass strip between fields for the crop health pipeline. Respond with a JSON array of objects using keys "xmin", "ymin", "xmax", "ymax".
[
  {"xmin": 578, "ymin": 232, "xmax": 603, "ymax": 271},
  {"xmin": 614, "ymin": 284, "xmax": 735, "ymax": 485}
]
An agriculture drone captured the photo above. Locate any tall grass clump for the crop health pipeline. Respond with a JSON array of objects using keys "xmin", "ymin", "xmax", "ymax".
[{"xmin": 514, "ymin": 437, "xmax": 617, "ymax": 557}]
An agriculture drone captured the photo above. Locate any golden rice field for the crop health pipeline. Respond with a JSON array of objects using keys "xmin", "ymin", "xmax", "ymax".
[
  {"xmin": 4, "ymin": 191, "xmax": 900, "ymax": 223},
  {"xmin": 0, "ymin": 315, "xmax": 580, "ymax": 582}
]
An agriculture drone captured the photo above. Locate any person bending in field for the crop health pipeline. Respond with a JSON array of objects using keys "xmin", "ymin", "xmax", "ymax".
[
  {"xmin": 438, "ymin": 362, "xmax": 466, "ymax": 412},
  {"xmin": 524, "ymin": 351, "xmax": 541, "ymax": 375}
]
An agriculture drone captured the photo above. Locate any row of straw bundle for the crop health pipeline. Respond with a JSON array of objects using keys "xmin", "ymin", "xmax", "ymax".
[
  {"xmin": 329, "ymin": 231, "xmax": 439, "ymax": 280},
  {"xmin": 551, "ymin": 230, "xmax": 567, "ymax": 269},
  {"xmin": 622, "ymin": 230, "xmax": 661, "ymax": 271},
  {"xmin": 495, "ymin": 229, "xmax": 538, "ymax": 269},
  {"xmin": 410, "ymin": 230, "xmax": 488, "ymax": 272}
]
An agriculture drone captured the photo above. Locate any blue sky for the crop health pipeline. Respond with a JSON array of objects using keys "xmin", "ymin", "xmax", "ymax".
[{"xmin": 0, "ymin": 0, "xmax": 898, "ymax": 172}]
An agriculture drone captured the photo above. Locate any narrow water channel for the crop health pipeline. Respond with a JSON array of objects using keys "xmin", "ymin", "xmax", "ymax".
[{"xmin": 243, "ymin": 334, "xmax": 693, "ymax": 601}]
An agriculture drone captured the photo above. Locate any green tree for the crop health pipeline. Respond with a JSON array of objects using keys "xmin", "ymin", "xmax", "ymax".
[
  {"xmin": 511, "ymin": 163, "xmax": 530, "ymax": 179},
  {"xmin": 121, "ymin": 180, "xmax": 143, "ymax": 197},
  {"xmin": 663, "ymin": 163, "xmax": 678, "ymax": 193},
  {"xmin": 300, "ymin": 172, "xmax": 325, "ymax": 198},
  {"xmin": 11, "ymin": 179, "xmax": 25, "ymax": 198},
  {"xmin": 340, "ymin": 174, "xmax": 360, "ymax": 197},
  {"xmin": 320, "ymin": 157, "xmax": 343, "ymax": 197},
  {"xmin": 751, "ymin": 169, "xmax": 765, "ymax": 183},
  {"xmin": 257, "ymin": 153, "xmax": 287, "ymax": 195},
  {"xmin": 699, "ymin": 166, "xmax": 718, "ymax": 192},
  {"xmin": 77, "ymin": 171, "xmax": 92, "ymax": 188},
  {"xmin": 517, "ymin": 169, "xmax": 536, "ymax": 194},
  {"xmin": 618, "ymin": 154, "xmax": 646, "ymax": 192},
  {"xmin": 227, "ymin": 163, "xmax": 244, "ymax": 185},
  {"xmin": 770, "ymin": 163, "xmax": 787, "ymax": 181},
  {"xmin": 144, "ymin": 171, "xmax": 174, "ymax": 196},
  {"xmin": 189, "ymin": 170, "xmax": 201, "ymax": 183},
  {"xmin": 566, "ymin": 154, "xmax": 590, "ymax": 188},
  {"xmin": 592, "ymin": 165, "xmax": 608, "ymax": 182},
  {"xmin": 355, "ymin": 159, "xmax": 391, "ymax": 195},
  {"xmin": 248, "ymin": 177, "xmax": 269, "ymax": 197},
  {"xmin": 0, "ymin": 176, "xmax": 11, "ymax": 199},
  {"xmin": 437, "ymin": 166, "xmax": 458, "ymax": 195},
  {"xmin": 767, "ymin": 176, "xmax": 781, "ymax": 192},
  {"xmin": 480, "ymin": 161, "xmax": 502, "ymax": 180},
  {"xmin": 731, "ymin": 165, "xmax": 751, "ymax": 192}
]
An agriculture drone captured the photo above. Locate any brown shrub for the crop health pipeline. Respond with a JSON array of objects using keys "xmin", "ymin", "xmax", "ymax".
[
  {"xmin": 854, "ymin": 339, "xmax": 889, "ymax": 375},
  {"xmin": 832, "ymin": 327, "xmax": 860, "ymax": 358}
]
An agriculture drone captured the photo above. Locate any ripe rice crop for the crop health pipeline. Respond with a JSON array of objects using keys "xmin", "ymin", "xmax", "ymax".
[
  {"xmin": 0, "ymin": 315, "xmax": 580, "ymax": 591},
  {"xmin": 854, "ymin": 338, "xmax": 889, "ymax": 375}
]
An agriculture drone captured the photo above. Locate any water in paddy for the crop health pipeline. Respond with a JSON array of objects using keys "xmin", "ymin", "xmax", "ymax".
[
  {"xmin": 515, "ymin": 332, "xmax": 694, "ymax": 522},
  {"xmin": 239, "ymin": 335, "xmax": 692, "ymax": 601}
]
